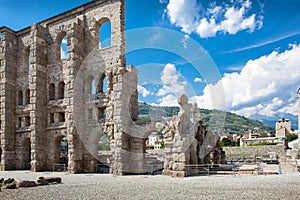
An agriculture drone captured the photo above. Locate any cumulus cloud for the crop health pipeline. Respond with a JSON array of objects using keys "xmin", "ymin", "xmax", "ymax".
[
  {"xmin": 194, "ymin": 77, "xmax": 205, "ymax": 83},
  {"xmin": 138, "ymin": 85, "xmax": 151, "ymax": 97},
  {"xmin": 157, "ymin": 63, "xmax": 187, "ymax": 106},
  {"xmin": 191, "ymin": 44, "xmax": 300, "ymax": 118},
  {"xmin": 165, "ymin": 0, "xmax": 263, "ymax": 38}
]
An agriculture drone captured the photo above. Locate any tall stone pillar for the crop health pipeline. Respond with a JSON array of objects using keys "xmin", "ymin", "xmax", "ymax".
[
  {"xmin": 65, "ymin": 19, "xmax": 85, "ymax": 173},
  {"xmin": 29, "ymin": 24, "xmax": 49, "ymax": 171},
  {"xmin": 0, "ymin": 27, "xmax": 17, "ymax": 170}
]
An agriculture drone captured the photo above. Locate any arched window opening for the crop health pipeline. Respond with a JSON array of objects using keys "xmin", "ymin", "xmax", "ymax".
[
  {"xmin": 99, "ymin": 134, "xmax": 111, "ymax": 152},
  {"xmin": 54, "ymin": 136, "xmax": 68, "ymax": 169},
  {"xmin": 18, "ymin": 117, "xmax": 22, "ymax": 128},
  {"xmin": 0, "ymin": 32, "xmax": 3, "ymax": 39},
  {"xmin": 24, "ymin": 47, "xmax": 32, "ymax": 74},
  {"xmin": 25, "ymin": 116, "xmax": 30, "ymax": 127},
  {"xmin": 98, "ymin": 107, "xmax": 106, "ymax": 122},
  {"xmin": 96, "ymin": 73, "xmax": 108, "ymax": 93},
  {"xmin": 49, "ymin": 113, "xmax": 54, "ymax": 124},
  {"xmin": 49, "ymin": 84, "xmax": 55, "ymax": 101},
  {"xmin": 59, "ymin": 112, "xmax": 65, "ymax": 122},
  {"xmin": 92, "ymin": 80, "xmax": 96, "ymax": 95},
  {"xmin": 61, "ymin": 35, "xmax": 68, "ymax": 60},
  {"xmin": 99, "ymin": 20, "xmax": 111, "ymax": 49},
  {"xmin": 18, "ymin": 90, "xmax": 23, "ymax": 106},
  {"xmin": 58, "ymin": 81, "xmax": 65, "ymax": 99},
  {"xmin": 25, "ymin": 89, "xmax": 30, "ymax": 105}
]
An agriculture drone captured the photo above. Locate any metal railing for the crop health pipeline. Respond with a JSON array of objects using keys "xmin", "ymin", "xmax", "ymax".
[
  {"xmin": 96, "ymin": 164, "xmax": 110, "ymax": 173},
  {"xmin": 144, "ymin": 164, "xmax": 164, "ymax": 175},
  {"xmin": 53, "ymin": 163, "xmax": 67, "ymax": 172}
]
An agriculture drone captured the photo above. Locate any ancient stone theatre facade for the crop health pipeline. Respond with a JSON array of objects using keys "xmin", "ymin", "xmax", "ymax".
[
  {"xmin": 0, "ymin": 0, "xmax": 225, "ymax": 176},
  {"xmin": 0, "ymin": 0, "xmax": 127, "ymax": 173}
]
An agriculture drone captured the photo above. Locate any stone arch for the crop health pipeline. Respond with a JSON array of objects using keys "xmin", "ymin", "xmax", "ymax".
[
  {"xmin": 25, "ymin": 88, "xmax": 30, "ymax": 105},
  {"xmin": 21, "ymin": 138, "xmax": 31, "ymax": 170},
  {"xmin": 54, "ymin": 136, "xmax": 68, "ymax": 165},
  {"xmin": 56, "ymin": 31, "xmax": 69, "ymax": 61},
  {"xmin": 58, "ymin": 81, "xmax": 65, "ymax": 99},
  {"xmin": 96, "ymin": 17, "xmax": 111, "ymax": 49},
  {"xmin": 18, "ymin": 90, "xmax": 23, "ymax": 105},
  {"xmin": 49, "ymin": 83, "xmax": 55, "ymax": 100},
  {"xmin": 96, "ymin": 73, "xmax": 108, "ymax": 93}
]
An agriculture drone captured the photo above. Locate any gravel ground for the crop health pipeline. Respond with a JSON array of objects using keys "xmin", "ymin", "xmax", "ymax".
[{"xmin": 0, "ymin": 171, "xmax": 300, "ymax": 200}]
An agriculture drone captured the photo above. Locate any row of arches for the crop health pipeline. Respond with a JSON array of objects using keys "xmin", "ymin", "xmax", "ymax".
[
  {"xmin": 58, "ymin": 20, "xmax": 111, "ymax": 61},
  {"xmin": 20, "ymin": 20, "xmax": 111, "ymax": 74},
  {"xmin": 17, "ymin": 136, "xmax": 69, "ymax": 170}
]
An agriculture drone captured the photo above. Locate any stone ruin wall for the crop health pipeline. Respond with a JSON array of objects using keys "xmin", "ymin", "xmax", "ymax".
[
  {"xmin": 0, "ymin": 0, "xmax": 225, "ymax": 177},
  {"xmin": 0, "ymin": 0, "xmax": 126, "ymax": 173}
]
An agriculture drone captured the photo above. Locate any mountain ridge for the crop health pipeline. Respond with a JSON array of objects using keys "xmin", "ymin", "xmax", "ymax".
[{"xmin": 138, "ymin": 102, "xmax": 275, "ymax": 135}]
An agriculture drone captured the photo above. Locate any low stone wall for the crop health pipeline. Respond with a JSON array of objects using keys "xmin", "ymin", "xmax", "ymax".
[{"xmin": 223, "ymin": 146, "xmax": 286, "ymax": 159}]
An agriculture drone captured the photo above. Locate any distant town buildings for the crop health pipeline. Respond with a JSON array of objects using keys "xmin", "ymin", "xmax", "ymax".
[
  {"xmin": 276, "ymin": 118, "xmax": 292, "ymax": 138},
  {"xmin": 146, "ymin": 132, "xmax": 164, "ymax": 150}
]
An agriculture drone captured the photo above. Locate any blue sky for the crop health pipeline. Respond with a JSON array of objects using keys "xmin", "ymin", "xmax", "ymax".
[{"xmin": 1, "ymin": 0, "xmax": 300, "ymax": 126}]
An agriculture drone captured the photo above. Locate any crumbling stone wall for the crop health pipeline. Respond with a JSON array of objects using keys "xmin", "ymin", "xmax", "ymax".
[{"xmin": 161, "ymin": 95, "xmax": 225, "ymax": 177}]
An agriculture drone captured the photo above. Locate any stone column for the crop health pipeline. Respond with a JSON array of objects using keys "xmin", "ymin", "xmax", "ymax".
[
  {"xmin": 0, "ymin": 27, "xmax": 17, "ymax": 170},
  {"xmin": 65, "ymin": 19, "xmax": 85, "ymax": 173},
  {"xmin": 29, "ymin": 24, "xmax": 49, "ymax": 171}
]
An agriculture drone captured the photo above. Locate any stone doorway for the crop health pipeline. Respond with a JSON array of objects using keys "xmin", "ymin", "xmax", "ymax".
[
  {"xmin": 54, "ymin": 136, "xmax": 68, "ymax": 169},
  {"xmin": 21, "ymin": 138, "xmax": 31, "ymax": 170}
]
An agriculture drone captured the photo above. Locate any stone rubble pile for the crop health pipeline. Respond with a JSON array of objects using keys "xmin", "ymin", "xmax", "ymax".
[{"xmin": 0, "ymin": 177, "xmax": 62, "ymax": 191}]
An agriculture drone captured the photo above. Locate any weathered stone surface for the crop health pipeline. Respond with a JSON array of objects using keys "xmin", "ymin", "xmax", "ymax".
[{"xmin": 17, "ymin": 180, "xmax": 37, "ymax": 188}]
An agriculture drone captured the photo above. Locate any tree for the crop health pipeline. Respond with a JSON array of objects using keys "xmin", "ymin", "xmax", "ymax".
[
  {"xmin": 287, "ymin": 134, "xmax": 298, "ymax": 142},
  {"xmin": 220, "ymin": 138, "xmax": 238, "ymax": 147}
]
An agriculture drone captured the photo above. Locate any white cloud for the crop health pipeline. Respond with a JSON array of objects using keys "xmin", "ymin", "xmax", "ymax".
[
  {"xmin": 138, "ymin": 85, "xmax": 151, "ymax": 97},
  {"xmin": 191, "ymin": 44, "xmax": 300, "ymax": 118},
  {"xmin": 194, "ymin": 77, "xmax": 204, "ymax": 83},
  {"xmin": 181, "ymin": 34, "xmax": 190, "ymax": 49},
  {"xmin": 160, "ymin": 63, "xmax": 186, "ymax": 95},
  {"xmin": 62, "ymin": 38, "xmax": 67, "ymax": 44},
  {"xmin": 61, "ymin": 47, "xmax": 67, "ymax": 60},
  {"xmin": 166, "ymin": 0, "xmax": 199, "ymax": 34},
  {"xmin": 165, "ymin": 0, "xmax": 263, "ymax": 38},
  {"xmin": 158, "ymin": 94, "xmax": 179, "ymax": 106},
  {"xmin": 157, "ymin": 63, "xmax": 187, "ymax": 106}
]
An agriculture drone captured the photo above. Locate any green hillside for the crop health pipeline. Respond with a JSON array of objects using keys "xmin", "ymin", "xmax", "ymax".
[{"xmin": 137, "ymin": 102, "xmax": 275, "ymax": 135}]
